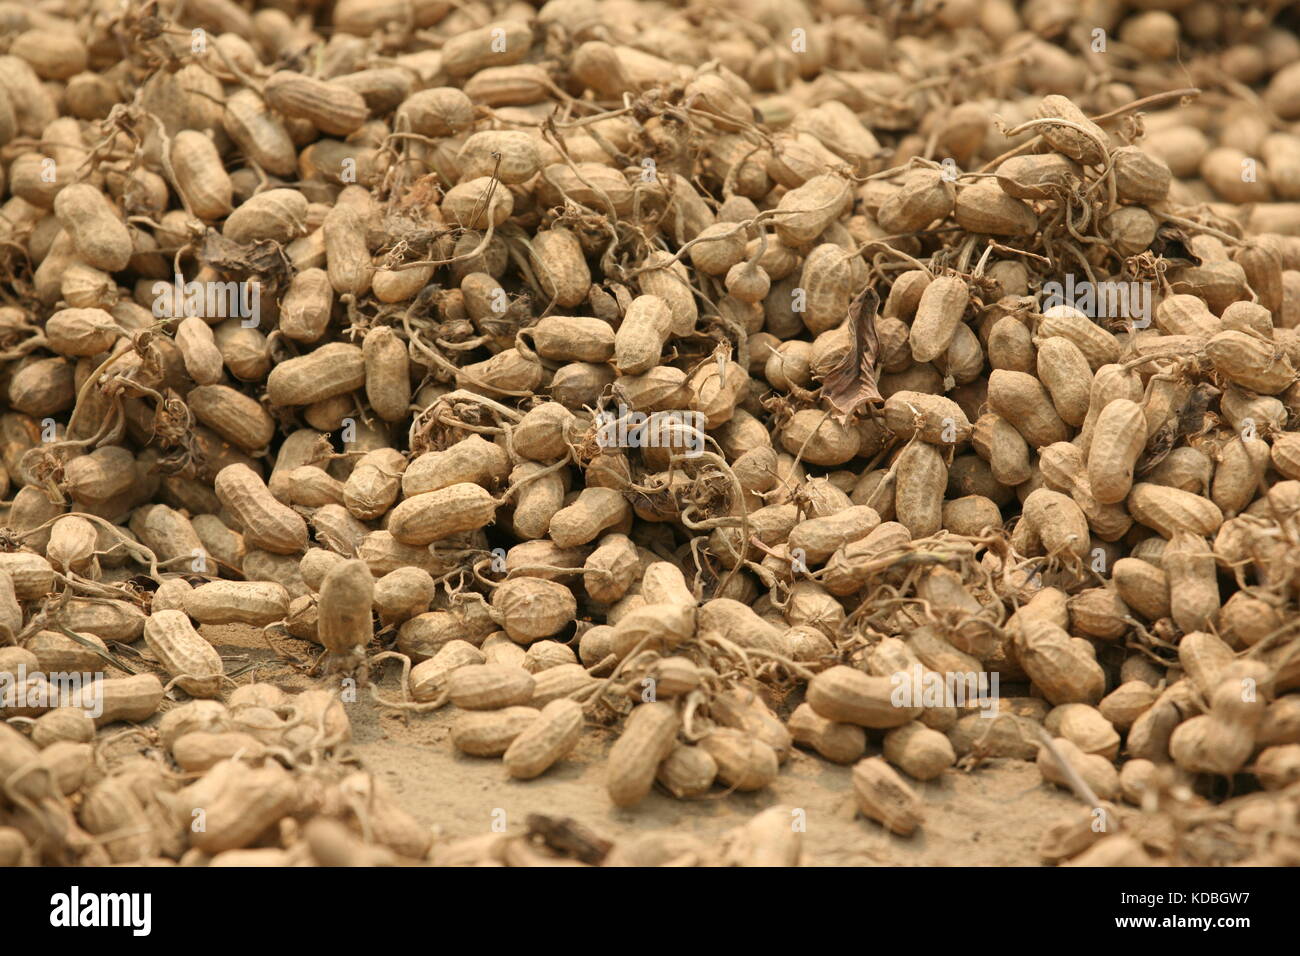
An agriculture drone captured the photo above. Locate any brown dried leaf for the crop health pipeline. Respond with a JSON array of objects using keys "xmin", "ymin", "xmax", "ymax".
[
  {"xmin": 199, "ymin": 232, "xmax": 291, "ymax": 284},
  {"xmin": 822, "ymin": 287, "xmax": 881, "ymax": 423},
  {"xmin": 1136, "ymin": 421, "xmax": 1177, "ymax": 476},
  {"xmin": 1138, "ymin": 382, "xmax": 1221, "ymax": 475},
  {"xmin": 1149, "ymin": 225, "xmax": 1201, "ymax": 267},
  {"xmin": 1176, "ymin": 383, "xmax": 1220, "ymax": 436},
  {"xmin": 525, "ymin": 813, "xmax": 612, "ymax": 864}
]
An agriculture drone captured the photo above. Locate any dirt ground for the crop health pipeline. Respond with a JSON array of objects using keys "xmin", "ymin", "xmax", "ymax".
[{"xmin": 202, "ymin": 623, "xmax": 1079, "ymax": 865}]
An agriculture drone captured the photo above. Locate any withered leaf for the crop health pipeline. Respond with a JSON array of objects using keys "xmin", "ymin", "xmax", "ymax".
[
  {"xmin": 199, "ymin": 232, "xmax": 290, "ymax": 283},
  {"xmin": 1137, "ymin": 382, "xmax": 1219, "ymax": 475},
  {"xmin": 525, "ymin": 813, "xmax": 612, "ymax": 864},
  {"xmin": 1148, "ymin": 224, "xmax": 1201, "ymax": 267},
  {"xmin": 1176, "ymin": 382, "xmax": 1220, "ymax": 436},
  {"xmin": 1136, "ymin": 420, "xmax": 1177, "ymax": 475},
  {"xmin": 821, "ymin": 287, "xmax": 882, "ymax": 424}
]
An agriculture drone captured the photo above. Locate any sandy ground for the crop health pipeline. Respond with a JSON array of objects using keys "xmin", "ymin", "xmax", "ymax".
[{"xmin": 201, "ymin": 623, "xmax": 1079, "ymax": 865}]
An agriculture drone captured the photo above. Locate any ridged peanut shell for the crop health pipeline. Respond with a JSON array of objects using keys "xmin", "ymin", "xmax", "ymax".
[
  {"xmin": 144, "ymin": 610, "xmax": 223, "ymax": 698},
  {"xmin": 606, "ymin": 701, "xmax": 679, "ymax": 807},
  {"xmin": 389, "ymin": 483, "xmax": 498, "ymax": 546},
  {"xmin": 807, "ymin": 665, "xmax": 921, "ymax": 728},
  {"xmin": 852, "ymin": 756, "xmax": 924, "ymax": 835}
]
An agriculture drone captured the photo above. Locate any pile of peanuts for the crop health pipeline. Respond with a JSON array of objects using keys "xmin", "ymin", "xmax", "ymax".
[
  {"xmin": 0, "ymin": 672, "xmax": 804, "ymax": 865},
  {"xmin": 4, "ymin": 0, "xmax": 1300, "ymax": 866}
]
